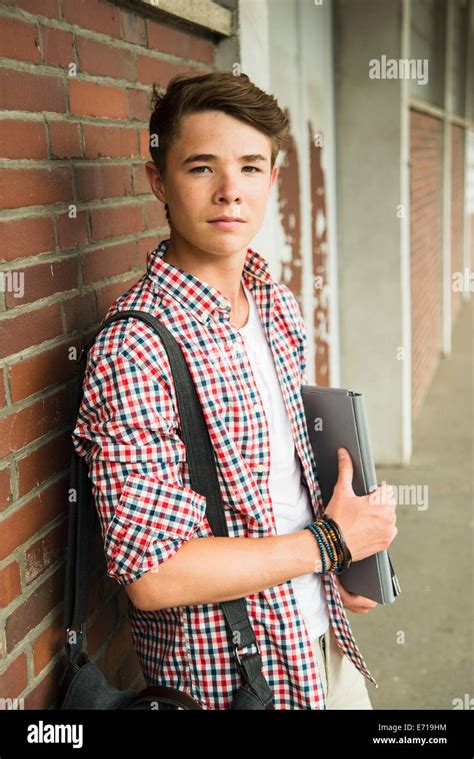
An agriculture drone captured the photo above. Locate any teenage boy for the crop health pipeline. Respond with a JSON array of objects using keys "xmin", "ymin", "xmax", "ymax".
[{"xmin": 72, "ymin": 72, "xmax": 397, "ymax": 710}]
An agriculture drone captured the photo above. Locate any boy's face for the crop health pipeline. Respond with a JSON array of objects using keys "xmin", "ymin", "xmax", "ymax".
[{"xmin": 145, "ymin": 110, "xmax": 279, "ymax": 257}]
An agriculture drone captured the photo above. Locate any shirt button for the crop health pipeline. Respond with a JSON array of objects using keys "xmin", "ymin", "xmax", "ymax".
[
  {"xmin": 254, "ymin": 402, "xmax": 262, "ymax": 413},
  {"xmin": 255, "ymin": 464, "xmax": 265, "ymax": 474}
]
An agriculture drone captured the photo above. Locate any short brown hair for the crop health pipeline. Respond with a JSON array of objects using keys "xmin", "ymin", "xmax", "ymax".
[{"xmin": 149, "ymin": 72, "xmax": 289, "ymax": 223}]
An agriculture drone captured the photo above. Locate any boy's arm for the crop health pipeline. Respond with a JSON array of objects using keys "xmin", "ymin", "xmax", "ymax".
[
  {"xmin": 71, "ymin": 326, "xmax": 209, "ymax": 606},
  {"xmin": 72, "ymin": 321, "xmax": 329, "ymax": 612}
]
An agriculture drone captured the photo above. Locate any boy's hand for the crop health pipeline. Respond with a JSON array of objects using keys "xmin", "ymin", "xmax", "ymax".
[{"xmin": 335, "ymin": 575, "xmax": 378, "ymax": 614}]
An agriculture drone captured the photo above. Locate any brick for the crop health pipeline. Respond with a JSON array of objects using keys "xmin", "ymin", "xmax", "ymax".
[
  {"xmin": 0, "ymin": 561, "xmax": 21, "ymax": 608},
  {"xmin": 118, "ymin": 648, "xmax": 145, "ymax": 690},
  {"xmin": 0, "ymin": 119, "xmax": 47, "ymax": 160},
  {"xmin": 139, "ymin": 126, "xmax": 150, "ymax": 160},
  {"xmin": 16, "ymin": 432, "xmax": 70, "ymax": 499},
  {"xmin": 127, "ymin": 87, "xmax": 150, "ymax": 122},
  {"xmin": 0, "ymin": 653, "xmax": 28, "ymax": 699},
  {"xmin": 5, "ymin": 257, "xmax": 78, "ymax": 310},
  {"xmin": 105, "ymin": 621, "xmax": 135, "ymax": 676},
  {"xmin": 62, "ymin": 291, "xmax": 96, "ymax": 333},
  {"xmin": 136, "ymin": 54, "xmax": 188, "ymax": 86},
  {"xmin": 0, "ymin": 302, "xmax": 62, "ymax": 360},
  {"xmin": 104, "ymin": 653, "xmax": 120, "ymax": 688},
  {"xmin": 32, "ymin": 613, "xmax": 65, "ymax": 677},
  {"xmin": 116, "ymin": 586, "xmax": 129, "ymax": 623},
  {"xmin": 90, "ymin": 203, "xmax": 142, "ymax": 241},
  {"xmin": 5, "ymin": 564, "xmax": 65, "ymax": 654},
  {"xmin": 144, "ymin": 197, "xmax": 166, "ymax": 230},
  {"xmin": 83, "ymin": 240, "xmax": 137, "ymax": 285},
  {"xmin": 121, "ymin": 8, "xmax": 146, "ymax": 46},
  {"xmin": 0, "ymin": 168, "xmax": 72, "ymax": 210},
  {"xmin": 76, "ymin": 35, "xmax": 135, "ymax": 81},
  {"xmin": 147, "ymin": 19, "xmax": 214, "ymax": 65},
  {"xmin": 132, "ymin": 163, "xmax": 150, "ymax": 195},
  {"xmin": 0, "ymin": 16, "xmax": 40, "ymax": 64},
  {"xmin": 61, "ymin": 0, "xmax": 121, "ymax": 37},
  {"xmin": 56, "ymin": 210, "xmax": 88, "ymax": 251},
  {"xmin": 451, "ymin": 123, "xmax": 464, "ymax": 326},
  {"xmin": 0, "ymin": 466, "xmax": 12, "ymax": 511},
  {"xmin": 48, "ymin": 120, "xmax": 82, "ymax": 159},
  {"xmin": 69, "ymin": 79, "xmax": 127, "ymax": 120},
  {"xmin": 409, "ymin": 108, "xmax": 443, "ymax": 420},
  {"xmin": 0, "ymin": 372, "xmax": 5, "ymax": 410},
  {"xmin": 82, "ymin": 124, "xmax": 137, "ymax": 159},
  {"xmin": 138, "ymin": 234, "xmax": 159, "ymax": 268},
  {"xmin": 25, "ymin": 658, "xmax": 64, "ymax": 710},
  {"xmin": 75, "ymin": 164, "xmax": 131, "ymax": 202},
  {"xmin": 86, "ymin": 598, "xmax": 115, "ymax": 657},
  {"xmin": 99, "ymin": 565, "xmax": 119, "ymax": 603},
  {"xmin": 25, "ymin": 519, "xmax": 68, "ymax": 585},
  {"xmin": 40, "ymin": 25, "xmax": 74, "ymax": 69},
  {"xmin": 10, "ymin": 340, "xmax": 80, "ymax": 403},
  {"xmin": 0, "ymin": 68, "xmax": 66, "ymax": 114},
  {"xmin": 84, "ymin": 566, "xmax": 101, "ymax": 619},
  {"xmin": 1, "ymin": 0, "xmax": 58, "ymax": 17},
  {"xmin": 0, "ymin": 473, "xmax": 67, "ymax": 562},
  {"xmin": 96, "ymin": 273, "xmax": 141, "ymax": 318},
  {"xmin": 0, "ymin": 216, "xmax": 55, "ymax": 263}
]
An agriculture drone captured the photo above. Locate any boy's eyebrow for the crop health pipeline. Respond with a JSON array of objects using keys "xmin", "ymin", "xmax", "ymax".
[{"xmin": 182, "ymin": 153, "xmax": 268, "ymax": 165}]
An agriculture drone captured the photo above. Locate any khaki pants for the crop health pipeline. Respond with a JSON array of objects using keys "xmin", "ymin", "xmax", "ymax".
[{"xmin": 311, "ymin": 624, "xmax": 373, "ymax": 709}]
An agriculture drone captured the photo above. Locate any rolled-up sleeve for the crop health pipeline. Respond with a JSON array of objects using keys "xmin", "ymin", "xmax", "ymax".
[{"xmin": 71, "ymin": 345, "xmax": 208, "ymax": 587}]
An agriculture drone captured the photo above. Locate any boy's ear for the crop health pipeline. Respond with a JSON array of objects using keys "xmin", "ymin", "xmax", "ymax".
[
  {"xmin": 270, "ymin": 162, "xmax": 279, "ymax": 190},
  {"xmin": 145, "ymin": 161, "xmax": 166, "ymax": 204}
]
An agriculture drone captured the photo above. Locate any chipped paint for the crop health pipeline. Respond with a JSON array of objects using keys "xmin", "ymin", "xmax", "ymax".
[
  {"xmin": 276, "ymin": 110, "xmax": 303, "ymax": 300},
  {"xmin": 308, "ymin": 122, "xmax": 330, "ymax": 385}
]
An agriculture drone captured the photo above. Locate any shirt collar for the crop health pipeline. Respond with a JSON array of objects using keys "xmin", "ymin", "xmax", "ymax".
[{"xmin": 146, "ymin": 238, "xmax": 274, "ymax": 325}]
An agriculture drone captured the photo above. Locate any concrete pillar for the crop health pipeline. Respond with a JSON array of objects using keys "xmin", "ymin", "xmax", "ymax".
[
  {"xmin": 334, "ymin": 0, "xmax": 411, "ymax": 465},
  {"xmin": 442, "ymin": 0, "xmax": 455, "ymax": 355}
]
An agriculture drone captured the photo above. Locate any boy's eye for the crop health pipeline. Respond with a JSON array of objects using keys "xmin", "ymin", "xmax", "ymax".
[{"xmin": 189, "ymin": 166, "xmax": 260, "ymax": 174}]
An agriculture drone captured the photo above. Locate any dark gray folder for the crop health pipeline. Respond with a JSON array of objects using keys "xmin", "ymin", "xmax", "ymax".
[{"xmin": 301, "ymin": 385, "xmax": 401, "ymax": 604}]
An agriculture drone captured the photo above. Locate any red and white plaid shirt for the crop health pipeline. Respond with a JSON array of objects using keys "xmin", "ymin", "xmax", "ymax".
[{"xmin": 71, "ymin": 237, "xmax": 378, "ymax": 709}]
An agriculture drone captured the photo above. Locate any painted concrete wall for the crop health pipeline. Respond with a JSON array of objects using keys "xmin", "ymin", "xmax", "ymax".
[
  {"xmin": 409, "ymin": 0, "xmax": 446, "ymax": 107},
  {"xmin": 334, "ymin": 0, "xmax": 409, "ymax": 464},
  {"xmin": 235, "ymin": 0, "xmax": 472, "ymax": 466},
  {"xmin": 238, "ymin": 0, "xmax": 340, "ymax": 387}
]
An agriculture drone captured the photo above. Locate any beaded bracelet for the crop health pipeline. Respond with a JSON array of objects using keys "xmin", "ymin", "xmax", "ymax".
[
  {"xmin": 323, "ymin": 515, "xmax": 352, "ymax": 572},
  {"xmin": 305, "ymin": 516, "xmax": 352, "ymax": 574},
  {"xmin": 320, "ymin": 520, "xmax": 344, "ymax": 570},
  {"xmin": 318, "ymin": 518, "xmax": 345, "ymax": 573},
  {"xmin": 305, "ymin": 522, "xmax": 331, "ymax": 573},
  {"xmin": 305, "ymin": 520, "xmax": 341, "ymax": 573}
]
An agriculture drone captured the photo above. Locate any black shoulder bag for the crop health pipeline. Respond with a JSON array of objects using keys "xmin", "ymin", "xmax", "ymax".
[{"xmin": 57, "ymin": 310, "xmax": 275, "ymax": 710}]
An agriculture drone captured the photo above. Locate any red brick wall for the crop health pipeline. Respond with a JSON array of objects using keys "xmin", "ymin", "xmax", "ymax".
[
  {"xmin": 451, "ymin": 123, "xmax": 465, "ymax": 324},
  {"xmin": 409, "ymin": 109, "xmax": 443, "ymax": 420},
  {"xmin": 0, "ymin": 0, "xmax": 214, "ymax": 708}
]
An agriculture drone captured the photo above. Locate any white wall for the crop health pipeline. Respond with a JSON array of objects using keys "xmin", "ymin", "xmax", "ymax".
[{"xmin": 238, "ymin": 0, "xmax": 341, "ymax": 386}]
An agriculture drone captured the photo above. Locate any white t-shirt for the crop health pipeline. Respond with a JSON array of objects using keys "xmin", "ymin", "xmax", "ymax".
[{"xmin": 237, "ymin": 282, "xmax": 329, "ymax": 641}]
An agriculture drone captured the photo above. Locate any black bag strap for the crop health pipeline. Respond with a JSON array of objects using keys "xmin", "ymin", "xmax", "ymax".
[{"xmin": 64, "ymin": 309, "xmax": 274, "ymax": 709}]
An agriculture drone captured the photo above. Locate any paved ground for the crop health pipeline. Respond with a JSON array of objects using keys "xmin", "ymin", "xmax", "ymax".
[{"xmin": 347, "ymin": 297, "xmax": 473, "ymax": 710}]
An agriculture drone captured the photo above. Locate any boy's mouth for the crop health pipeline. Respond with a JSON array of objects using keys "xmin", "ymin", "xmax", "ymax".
[{"xmin": 208, "ymin": 217, "xmax": 247, "ymax": 231}]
